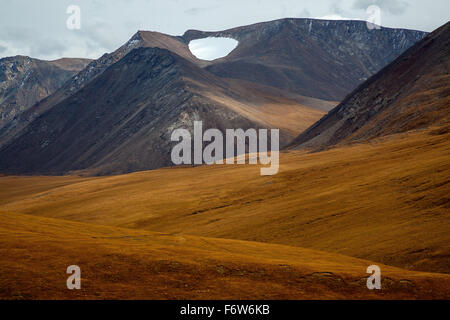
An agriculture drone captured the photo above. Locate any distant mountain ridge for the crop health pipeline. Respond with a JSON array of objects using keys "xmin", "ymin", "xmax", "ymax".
[
  {"xmin": 0, "ymin": 30, "xmax": 201, "ymax": 149},
  {"xmin": 0, "ymin": 56, "xmax": 91, "ymax": 128},
  {"xmin": 182, "ymin": 18, "xmax": 427, "ymax": 101},
  {"xmin": 0, "ymin": 18, "xmax": 431, "ymax": 175}
]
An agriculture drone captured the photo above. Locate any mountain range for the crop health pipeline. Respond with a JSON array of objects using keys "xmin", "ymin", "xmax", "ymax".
[
  {"xmin": 183, "ymin": 18, "xmax": 426, "ymax": 101},
  {"xmin": 0, "ymin": 56, "xmax": 91, "ymax": 128},
  {"xmin": 0, "ymin": 18, "xmax": 428, "ymax": 175}
]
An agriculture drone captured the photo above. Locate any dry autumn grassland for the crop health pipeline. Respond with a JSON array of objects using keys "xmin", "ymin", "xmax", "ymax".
[
  {"xmin": 0, "ymin": 125, "xmax": 449, "ymax": 299},
  {"xmin": 1, "ymin": 211, "xmax": 449, "ymax": 299}
]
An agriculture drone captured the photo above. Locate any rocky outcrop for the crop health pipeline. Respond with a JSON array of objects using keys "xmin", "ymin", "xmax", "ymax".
[{"xmin": 0, "ymin": 56, "xmax": 91, "ymax": 127}]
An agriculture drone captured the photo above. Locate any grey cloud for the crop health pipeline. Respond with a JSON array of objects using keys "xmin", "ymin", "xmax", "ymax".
[
  {"xmin": 31, "ymin": 38, "xmax": 67, "ymax": 57},
  {"xmin": 330, "ymin": 1, "xmax": 345, "ymax": 15},
  {"xmin": 0, "ymin": 0, "xmax": 447, "ymax": 60},
  {"xmin": 298, "ymin": 9, "xmax": 312, "ymax": 18},
  {"xmin": 79, "ymin": 19, "xmax": 119, "ymax": 50},
  {"xmin": 184, "ymin": 5, "xmax": 220, "ymax": 15},
  {"xmin": 0, "ymin": 27, "xmax": 34, "ymax": 43},
  {"xmin": 184, "ymin": 7, "xmax": 203, "ymax": 15},
  {"xmin": 353, "ymin": 0, "xmax": 410, "ymax": 15},
  {"xmin": 0, "ymin": 26, "xmax": 68, "ymax": 59}
]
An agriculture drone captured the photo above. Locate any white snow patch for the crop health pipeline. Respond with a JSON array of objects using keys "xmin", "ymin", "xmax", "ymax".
[{"xmin": 189, "ymin": 37, "xmax": 238, "ymax": 61}]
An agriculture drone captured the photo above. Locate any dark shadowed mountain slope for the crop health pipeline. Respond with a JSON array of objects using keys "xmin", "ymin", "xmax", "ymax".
[
  {"xmin": 0, "ymin": 31, "xmax": 197, "ymax": 149},
  {"xmin": 183, "ymin": 18, "xmax": 427, "ymax": 101},
  {"xmin": 290, "ymin": 22, "xmax": 450, "ymax": 150},
  {"xmin": 0, "ymin": 47, "xmax": 317, "ymax": 175},
  {"xmin": 0, "ymin": 56, "xmax": 91, "ymax": 127}
]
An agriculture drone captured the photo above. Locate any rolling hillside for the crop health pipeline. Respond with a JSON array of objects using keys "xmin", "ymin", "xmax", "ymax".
[
  {"xmin": 1, "ymin": 125, "xmax": 449, "ymax": 274},
  {"xmin": 0, "ymin": 211, "xmax": 448, "ymax": 299}
]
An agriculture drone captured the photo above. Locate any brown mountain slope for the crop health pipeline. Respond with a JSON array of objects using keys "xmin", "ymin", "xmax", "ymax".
[
  {"xmin": 0, "ymin": 47, "xmax": 330, "ymax": 175},
  {"xmin": 0, "ymin": 27, "xmax": 336, "ymax": 161},
  {"xmin": 0, "ymin": 31, "xmax": 196, "ymax": 150},
  {"xmin": 1, "ymin": 211, "xmax": 449, "ymax": 299},
  {"xmin": 0, "ymin": 19, "xmax": 425, "ymax": 153},
  {"xmin": 1, "ymin": 125, "xmax": 449, "ymax": 274},
  {"xmin": 290, "ymin": 22, "xmax": 450, "ymax": 150},
  {"xmin": 0, "ymin": 56, "xmax": 91, "ymax": 128},
  {"xmin": 183, "ymin": 18, "xmax": 426, "ymax": 101}
]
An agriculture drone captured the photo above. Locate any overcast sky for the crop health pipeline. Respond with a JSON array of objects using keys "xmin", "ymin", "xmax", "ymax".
[{"xmin": 0, "ymin": 0, "xmax": 448, "ymax": 60}]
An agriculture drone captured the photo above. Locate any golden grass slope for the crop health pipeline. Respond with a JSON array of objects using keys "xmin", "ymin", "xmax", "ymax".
[
  {"xmin": 204, "ymin": 92, "xmax": 329, "ymax": 138},
  {"xmin": 0, "ymin": 175, "xmax": 95, "ymax": 206},
  {"xmin": 1, "ymin": 211, "xmax": 449, "ymax": 299},
  {"xmin": 1, "ymin": 126, "xmax": 449, "ymax": 274}
]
